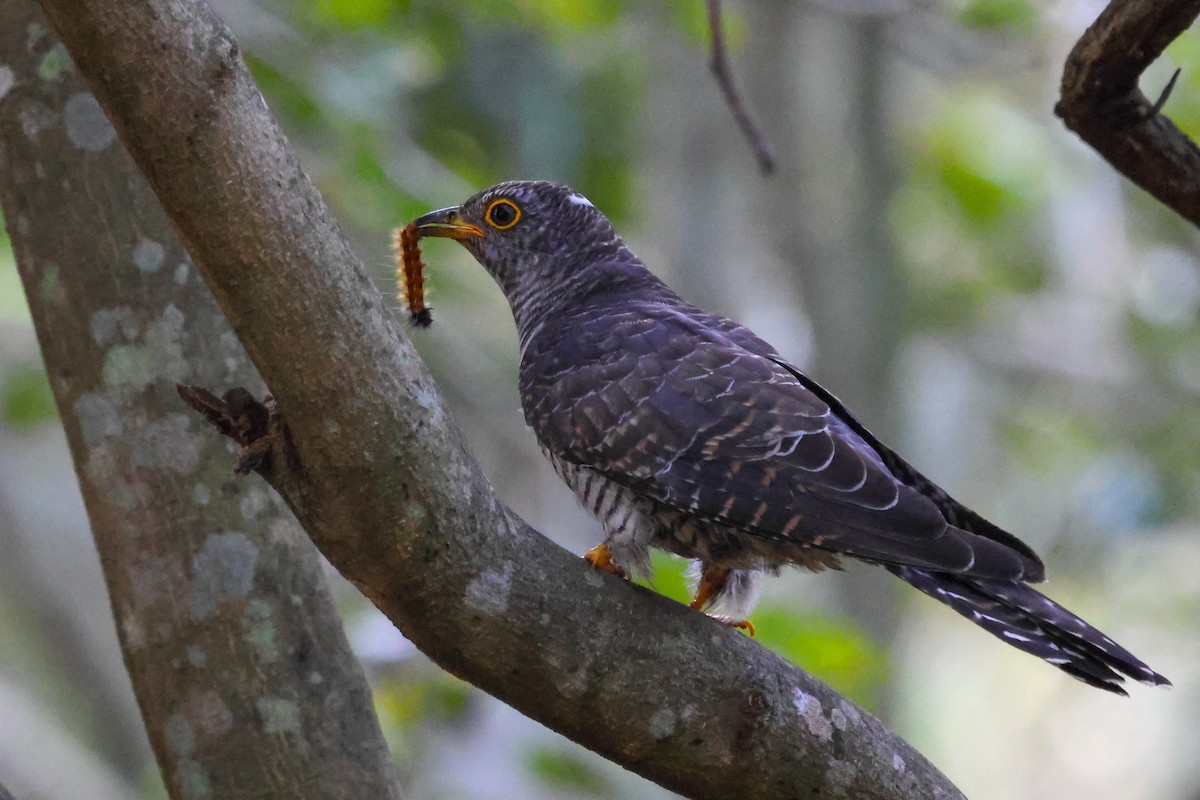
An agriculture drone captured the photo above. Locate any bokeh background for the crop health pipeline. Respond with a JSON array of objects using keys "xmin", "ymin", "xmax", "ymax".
[{"xmin": 2, "ymin": 0, "xmax": 1199, "ymax": 798}]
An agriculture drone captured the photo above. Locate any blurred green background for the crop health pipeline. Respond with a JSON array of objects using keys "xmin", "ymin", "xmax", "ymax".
[{"xmin": 1, "ymin": 1, "xmax": 1197, "ymax": 798}]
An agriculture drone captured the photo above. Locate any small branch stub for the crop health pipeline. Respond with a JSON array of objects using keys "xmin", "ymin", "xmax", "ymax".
[{"xmin": 177, "ymin": 384, "xmax": 283, "ymax": 474}]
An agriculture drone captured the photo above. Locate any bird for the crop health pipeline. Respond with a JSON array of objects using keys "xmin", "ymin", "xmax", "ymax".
[{"xmin": 410, "ymin": 180, "xmax": 1170, "ymax": 695}]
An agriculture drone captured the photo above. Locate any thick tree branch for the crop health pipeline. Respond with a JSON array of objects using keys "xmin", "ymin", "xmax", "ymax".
[
  {"xmin": 0, "ymin": 4, "xmax": 403, "ymax": 798},
  {"xmin": 1056, "ymin": 0, "xmax": 1200, "ymax": 226},
  {"xmin": 35, "ymin": 0, "xmax": 962, "ymax": 797}
]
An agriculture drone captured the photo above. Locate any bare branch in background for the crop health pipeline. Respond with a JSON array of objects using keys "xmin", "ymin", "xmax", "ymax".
[
  {"xmin": 31, "ymin": 0, "xmax": 964, "ymax": 797},
  {"xmin": 706, "ymin": 0, "xmax": 777, "ymax": 174},
  {"xmin": 1056, "ymin": 0, "xmax": 1200, "ymax": 226}
]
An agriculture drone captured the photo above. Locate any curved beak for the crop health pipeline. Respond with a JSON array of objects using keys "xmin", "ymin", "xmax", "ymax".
[{"xmin": 413, "ymin": 206, "xmax": 484, "ymax": 240}]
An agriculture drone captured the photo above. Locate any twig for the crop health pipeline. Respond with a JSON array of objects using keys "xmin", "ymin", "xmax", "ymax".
[
  {"xmin": 1143, "ymin": 67, "xmax": 1182, "ymax": 121},
  {"xmin": 705, "ymin": 0, "xmax": 776, "ymax": 174}
]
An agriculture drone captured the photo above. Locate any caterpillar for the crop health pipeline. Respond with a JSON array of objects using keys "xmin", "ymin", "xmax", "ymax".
[{"xmin": 392, "ymin": 222, "xmax": 432, "ymax": 328}]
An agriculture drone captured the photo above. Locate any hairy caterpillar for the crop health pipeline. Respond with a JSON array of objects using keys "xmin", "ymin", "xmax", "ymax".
[{"xmin": 392, "ymin": 222, "xmax": 432, "ymax": 328}]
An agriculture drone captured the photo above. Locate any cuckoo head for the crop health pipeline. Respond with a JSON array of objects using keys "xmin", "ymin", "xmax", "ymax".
[{"xmin": 412, "ymin": 181, "xmax": 634, "ymax": 320}]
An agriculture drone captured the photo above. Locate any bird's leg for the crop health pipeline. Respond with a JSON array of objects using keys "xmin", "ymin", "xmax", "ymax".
[
  {"xmin": 688, "ymin": 564, "xmax": 728, "ymax": 611},
  {"xmin": 689, "ymin": 564, "xmax": 755, "ymax": 636},
  {"xmin": 583, "ymin": 542, "xmax": 627, "ymax": 578}
]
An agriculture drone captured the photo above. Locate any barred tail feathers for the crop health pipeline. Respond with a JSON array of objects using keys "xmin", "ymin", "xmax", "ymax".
[{"xmin": 890, "ymin": 566, "xmax": 1170, "ymax": 695}]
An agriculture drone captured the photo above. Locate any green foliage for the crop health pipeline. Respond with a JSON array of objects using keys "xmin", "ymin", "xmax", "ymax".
[
  {"xmin": 374, "ymin": 670, "xmax": 473, "ymax": 729},
  {"xmin": 243, "ymin": 55, "xmax": 323, "ymax": 132},
  {"xmin": 752, "ymin": 606, "xmax": 887, "ymax": 709},
  {"xmin": 1163, "ymin": 35, "xmax": 1200, "ymax": 137},
  {"xmin": 0, "ymin": 220, "xmax": 29, "ymax": 322},
  {"xmin": 916, "ymin": 97, "xmax": 1046, "ymax": 225},
  {"xmin": 245, "ymin": 0, "xmax": 642, "ymax": 299},
  {"xmin": 956, "ymin": 0, "xmax": 1035, "ymax": 34},
  {"xmin": 514, "ymin": 0, "xmax": 624, "ymax": 33},
  {"xmin": 526, "ymin": 745, "xmax": 612, "ymax": 796},
  {"xmin": 309, "ymin": 0, "xmax": 399, "ymax": 29},
  {"xmin": 644, "ymin": 553, "xmax": 886, "ymax": 708},
  {"xmin": 892, "ymin": 93, "xmax": 1051, "ymax": 329},
  {"xmin": 370, "ymin": 665, "xmax": 474, "ymax": 770},
  {"xmin": 1, "ymin": 363, "xmax": 57, "ymax": 428},
  {"xmin": 640, "ymin": 549, "xmax": 691, "ymax": 604}
]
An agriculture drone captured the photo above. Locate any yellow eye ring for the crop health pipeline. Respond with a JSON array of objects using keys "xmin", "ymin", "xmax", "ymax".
[{"xmin": 485, "ymin": 198, "xmax": 521, "ymax": 230}]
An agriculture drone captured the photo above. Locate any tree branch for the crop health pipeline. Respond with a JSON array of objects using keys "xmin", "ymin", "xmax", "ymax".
[
  {"xmin": 35, "ymin": 0, "xmax": 961, "ymax": 797},
  {"xmin": 706, "ymin": 0, "xmax": 776, "ymax": 174},
  {"xmin": 0, "ymin": 3, "xmax": 403, "ymax": 798},
  {"xmin": 1055, "ymin": 0, "xmax": 1200, "ymax": 226}
]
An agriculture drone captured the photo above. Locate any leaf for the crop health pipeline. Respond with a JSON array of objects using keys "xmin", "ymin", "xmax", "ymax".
[
  {"xmin": 752, "ymin": 606, "xmax": 888, "ymax": 709},
  {"xmin": 644, "ymin": 553, "xmax": 887, "ymax": 708},
  {"xmin": 1, "ymin": 363, "xmax": 57, "ymax": 428},
  {"xmin": 526, "ymin": 746, "xmax": 612, "ymax": 796},
  {"xmin": 311, "ymin": 0, "xmax": 398, "ymax": 29},
  {"xmin": 958, "ymin": 0, "xmax": 1036, "ymax": 33}
]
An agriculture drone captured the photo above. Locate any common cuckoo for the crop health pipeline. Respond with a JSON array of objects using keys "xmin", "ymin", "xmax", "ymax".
[{"xmin": 411, "ymin": 180, "xmax": 1169, "ymax": 694}]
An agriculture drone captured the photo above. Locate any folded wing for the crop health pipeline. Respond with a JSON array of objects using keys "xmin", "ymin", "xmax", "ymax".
[{"xmin": 523, "ymin": 307, "xmax": 1041, "ymax": 581}]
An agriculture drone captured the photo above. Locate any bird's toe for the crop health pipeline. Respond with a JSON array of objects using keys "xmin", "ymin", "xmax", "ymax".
[
  {"xmin": 710, "ymin": 614, "xmax": 756, "ymax": 636},
  {"xmin": 583, "ymin": 543, "xmax": 627, "ymax": 578}
]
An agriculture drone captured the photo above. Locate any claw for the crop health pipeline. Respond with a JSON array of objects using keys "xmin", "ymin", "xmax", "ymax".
[
  {"xmin": 712, "ymin": 615, "xmax": 756, "ymax": 637},
  {"xmin": 583, "ymin": 543, "xmax": 627, "ymax": 578}
]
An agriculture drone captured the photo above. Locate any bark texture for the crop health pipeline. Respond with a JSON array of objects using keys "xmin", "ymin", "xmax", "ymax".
[
  {"xmin": 32, "ymin": 0, "xmax": 965, "ymax": 797},
  {"xmin": 0, "ymin": 4, "xmax": 403, "ymax": 799},
  {"xmin": 1056, "ymin": 0, "xmax": 1200, "ymax": 226}
]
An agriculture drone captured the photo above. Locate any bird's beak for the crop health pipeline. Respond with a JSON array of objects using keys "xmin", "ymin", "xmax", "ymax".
[{"xmin": 412, "ymin": 206, "xmax": 484, "ymax": 241}]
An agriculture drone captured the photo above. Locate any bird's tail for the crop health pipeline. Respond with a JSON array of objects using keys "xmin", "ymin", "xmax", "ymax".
[{"xmin": 889, "ymin": 566, "xmax": 1170, "ymax": 695}]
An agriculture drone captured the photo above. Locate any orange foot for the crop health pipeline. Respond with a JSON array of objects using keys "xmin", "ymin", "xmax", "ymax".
[
  {"xmin": 583, "ymin": 543, "xmax": 627, "ymax": 578},
  {"xmin": 712, "ymin": 616, "xmax": 756, "ymax": 637},
  {"xmin": 688, "ymin": 566, "xmax": 755, "ymax": 635}
]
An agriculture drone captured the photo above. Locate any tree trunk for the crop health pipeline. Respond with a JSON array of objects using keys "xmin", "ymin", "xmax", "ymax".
[{"xmin": 0, "ymin": 3, "xmax": 403, "ymax": 799}]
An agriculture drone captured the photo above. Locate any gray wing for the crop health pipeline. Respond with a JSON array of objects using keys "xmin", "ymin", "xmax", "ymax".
[{"xmin": 522, "ymin": 305, "xmax": 1040, "ymax": 580}]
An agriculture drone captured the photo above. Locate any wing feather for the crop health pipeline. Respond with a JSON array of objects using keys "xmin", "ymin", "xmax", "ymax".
[{"xmin": 522, "ymin": 305, "xmax": 1037, "ymax": 580}]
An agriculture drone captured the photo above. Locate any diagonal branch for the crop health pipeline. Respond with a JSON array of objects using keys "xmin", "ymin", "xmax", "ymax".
[
  {"xmin": 35, "ymin": 0, "xmax": 960, "ymax": 797},
  {"xmin": 1055, "ymin": 0, "xmax": 1200, "ymax": 226}
]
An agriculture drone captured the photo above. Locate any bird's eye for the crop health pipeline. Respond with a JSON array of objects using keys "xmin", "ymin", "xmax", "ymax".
[{"xmin": 485, "ymin": 199, "xmax": 521, "ymax": 230}]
